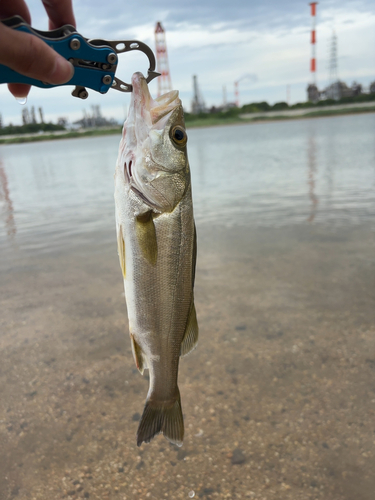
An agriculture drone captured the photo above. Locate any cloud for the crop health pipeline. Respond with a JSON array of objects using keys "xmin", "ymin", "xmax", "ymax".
[{"xmin": 1, "ymin": 0, "xmax": 374, "ymax": 124}]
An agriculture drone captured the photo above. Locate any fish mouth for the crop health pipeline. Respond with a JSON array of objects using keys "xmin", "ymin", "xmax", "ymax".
[{"xmin": 131, "ymin": 72, "xmax": 180, "ymax": 126}]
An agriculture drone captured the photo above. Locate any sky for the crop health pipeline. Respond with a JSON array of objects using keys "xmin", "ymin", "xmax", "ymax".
[{"xmin": 0, "ymin": 0, "xmax": 374, "ymax": 126}]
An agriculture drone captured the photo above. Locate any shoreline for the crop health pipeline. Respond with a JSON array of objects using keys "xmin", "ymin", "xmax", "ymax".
[
  {"xmin": 1, "ymin": 105, "xmax": 374, "ymax": 145},
  {"xmin": 185, "ymin": 105, "xmax": 375, "ymax": 128},
  {"xmin": 0, "ymin": 126, "xmax": 123, "ymax": 145}
]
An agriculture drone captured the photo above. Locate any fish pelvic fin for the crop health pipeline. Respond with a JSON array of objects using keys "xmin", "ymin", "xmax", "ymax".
[
  {"xmin": 130, "ymin": 333, "xmax": 148, "ymax": 375},
  {"xmin": 180, "ymin": 299, "xmax": 199, "ymax": 357},
  {"xmin": 137, "ymin": 389, "xmax": 184, "ymax": 447}
]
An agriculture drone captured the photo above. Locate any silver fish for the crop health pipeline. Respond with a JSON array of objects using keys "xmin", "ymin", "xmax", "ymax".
[{"xmin": 114, "ymin": 72, "xmax": 198, "ymax": 446}]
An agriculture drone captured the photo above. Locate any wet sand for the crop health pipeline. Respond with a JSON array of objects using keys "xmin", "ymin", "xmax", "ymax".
[{"xmin": 1, "ymin": 223, "xmax": 375, "ymax": 500}]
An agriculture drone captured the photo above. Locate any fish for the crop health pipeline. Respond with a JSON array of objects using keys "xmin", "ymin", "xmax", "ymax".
[{"xmin": 114, "ymin": 72, "xmax": 198, "ymax": 447}]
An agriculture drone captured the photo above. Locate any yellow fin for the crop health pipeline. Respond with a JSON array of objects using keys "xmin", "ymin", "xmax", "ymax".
[
  {"xmin": 130, "ymin": 333, "xmax": 148, "ymax": 375},
  {"xmin": 135, "ymin": 211, "xmax": 157, "ymax": 265},
  {"xmin": 117, "ymin": 224, "xmax": 126, "ymax": 278},
  {"xmin": 180, "ymin": 300, "xmax": 199, "ymax": 357}
]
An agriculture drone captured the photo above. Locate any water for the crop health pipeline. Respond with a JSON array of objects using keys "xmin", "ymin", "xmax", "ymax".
[
  {"xmin": 189, "ymin": 114, "xmax": 375, "ymax": 227},
  {"xmin": 15, "ymin": 96, "xmax": 27, "ymax": 105},
  {"xmin": 0, "ymin": 114, "xmax": 375, "ymax": 500},
  {"xmin": 1, "ymin": 114, "xmax": 374, "ymax": 256},
  {"xmin": 0, "ymin": 135, "xmax": 117, "ymax": 255}
]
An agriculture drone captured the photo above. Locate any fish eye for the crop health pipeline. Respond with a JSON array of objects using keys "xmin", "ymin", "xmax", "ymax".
[{"xmin": 171, "ymin": 126, "xmax": 187, "ymax": 147}]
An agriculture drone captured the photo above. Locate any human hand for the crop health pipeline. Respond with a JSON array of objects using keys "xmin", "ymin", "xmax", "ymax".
[{"xmin": 0, "ymin": 0, "xmax": 76, "ymax": 98}]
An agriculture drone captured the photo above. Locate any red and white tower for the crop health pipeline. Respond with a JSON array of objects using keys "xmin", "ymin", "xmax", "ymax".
[
  {"xmin": 309, "ymin": 2, "xmax": 318, "ymax": 84},
  {"xmin": 234, "ymin": 74, "xmax": 257, "ymax": 108},
  {"xmin": 154, "ymin": 22, "xmax": 172, "ymax": 97}
]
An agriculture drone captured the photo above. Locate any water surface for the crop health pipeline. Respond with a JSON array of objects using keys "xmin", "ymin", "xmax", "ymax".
[{"xmin": 1, "ymin": 113, "xmax": 374, "ymax": 256}]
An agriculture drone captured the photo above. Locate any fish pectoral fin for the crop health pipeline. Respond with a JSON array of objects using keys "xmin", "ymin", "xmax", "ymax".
[
  {"xmin": 180, "ymin": 300, "xmax": 199, "ymax": 357},
  {"xmin": 135, "ymin": 211, "xmax": 157, "ymax": 266},
  {"xmin": 130, "ymin": 334, "xmax": 148, "ymax": 375},
  {"xmin": 117, "ymin": 224, "xmax": 126, "ymax": 278}
]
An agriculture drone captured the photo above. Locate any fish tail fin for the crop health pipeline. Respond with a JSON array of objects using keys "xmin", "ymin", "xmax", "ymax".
[{"xmin": 136, "ymin": 389, "xmax": 184, "ymax": 447}]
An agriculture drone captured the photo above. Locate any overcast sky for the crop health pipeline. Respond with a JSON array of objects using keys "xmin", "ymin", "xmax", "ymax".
[{"xmin": 1, "ymin": 0, "xmax": 374, "ymax": 126}]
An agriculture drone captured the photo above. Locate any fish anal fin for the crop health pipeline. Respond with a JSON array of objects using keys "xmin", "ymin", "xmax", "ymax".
[
  {"xmin": 135, "ymin": 211, "xmax": 157, "ymax": 266},
  {"xmin": 130, "ymin": 333, "xmax": 148, "ymax": 375},
  {"xmin": 192, "ymin": 223, "xmax": 197, "ymax": 288},
  {"xmin": 117, "ymin": 224, "xmax": 126, "ymax": 278},
  {"xmin": 137, "ymin": 389, "xmax": 184, "ymax": 446},
  {"xmin": 180, "ymin": 300, "xmax": 199, "ymax": 357}
]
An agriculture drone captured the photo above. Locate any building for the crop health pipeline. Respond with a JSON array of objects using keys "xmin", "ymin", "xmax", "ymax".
[
  {"xmin": 307, "ymin": 80, "xmax": 370, "ymax": 102},
  {"xmin": 307, "ymin": 84, "xmax": 320, "ymax": 103}
]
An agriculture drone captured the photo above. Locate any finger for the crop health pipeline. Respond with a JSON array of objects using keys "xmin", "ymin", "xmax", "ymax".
[
  {"xmin": 0, "ymin": 0, "xmax": 31, "ymax": 24},
  {"xmin": 41, "ymin": 0, "xmax": 76, "ymax": 30},
  {"xmin": 0, "ymin": 23, "xmax": 74, "ymax": 92},
  {"xmin": 1, "ymin": 1, "xmax": 32, "ymax": 97},
  {"xmin": 7, "ymin": 83, "xmax": 31, "ymax": 98}
]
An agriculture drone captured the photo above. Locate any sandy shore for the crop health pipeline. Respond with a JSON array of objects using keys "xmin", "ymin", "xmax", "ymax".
[{"xmin": 1, "ymin": 223, "xmax": 375, "ymax": 500}]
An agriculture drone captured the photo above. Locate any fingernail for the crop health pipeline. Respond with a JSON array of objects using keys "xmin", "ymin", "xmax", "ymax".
[{"xmin": 49, "ymin": 57, "xmax": 74, "ymax": 84}]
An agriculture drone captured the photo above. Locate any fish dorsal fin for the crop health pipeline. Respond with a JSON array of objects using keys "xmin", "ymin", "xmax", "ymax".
[
  {"xmin": 130, "ymin": 333, "xmax": 148, "ymax": 375},
  {"xmin": 135, "ymin": 211, "xmax": 157, "ymax": 266},
  {"xmin": 180, "ymin": 300, "xmax": 199, "ymax": 357},
  {"xmin": 117, "ymin": 224, "xmax": 126, "ymax": 278}
]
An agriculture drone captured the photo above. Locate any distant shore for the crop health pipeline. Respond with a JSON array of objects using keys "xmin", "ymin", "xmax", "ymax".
[
  {"xmin": 1, "ymin": 102, "xmax": 374, "ymax": 145},
  {"xmin": 185, "ymin": 102, "xmax": 375, "ymax": 128},
  {"xmin": 0, "ymin": 126, "xmax": 123, "ymax": 145}
]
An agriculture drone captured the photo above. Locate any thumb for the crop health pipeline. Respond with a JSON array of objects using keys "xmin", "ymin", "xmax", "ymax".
[{"xmin": 0, "ymin": 22, "xmax": 74, "ymax": 92}]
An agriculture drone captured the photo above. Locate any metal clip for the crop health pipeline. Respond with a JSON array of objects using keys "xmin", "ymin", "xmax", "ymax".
[{"xmin": 88, "ymin": 38, "xmax": 160, "ymax": 93}]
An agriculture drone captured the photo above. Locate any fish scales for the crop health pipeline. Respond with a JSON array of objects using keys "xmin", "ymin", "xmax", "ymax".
[{"xmin": 114, "ymin": 72, "xmax": 198, "ymax": 446}]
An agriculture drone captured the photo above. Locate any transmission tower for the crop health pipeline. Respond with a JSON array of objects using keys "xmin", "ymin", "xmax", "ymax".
[
  {"xmin": 38, "ymin": 107, "xmax": 44, "ymax": 123},
  {"xmin": 154, "ymin": 22, "xmax": 172, "ymax": 97},
  {"xmin": 329, "ymin": 31, "xmax": 338, "ymax": 85},
  {"xmin": 223, "ymin": 85, "xmax": 227, "ymax": 108},
  {"xmin": 30, "ymin": 106, "xmax": 36, "ymax": 124},
  {"xmin": 327, "ymin": 31, "xmax": 340, "ymax": 100},
  {"xmin": 191, "ymin": 75, "xmax": 205, "ymax": 114},
  {"xmin": 21, "ymin": 108, "xmax": 30, "ymax": 125}
]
